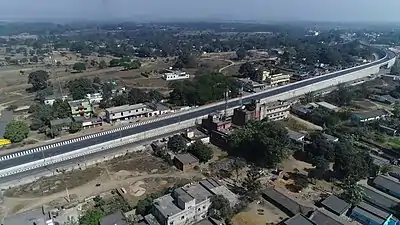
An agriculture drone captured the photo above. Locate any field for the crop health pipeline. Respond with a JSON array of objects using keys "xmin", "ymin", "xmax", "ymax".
[{"xmin": 1, "ymin": 151, "xmax": 203, "ymax": 217}]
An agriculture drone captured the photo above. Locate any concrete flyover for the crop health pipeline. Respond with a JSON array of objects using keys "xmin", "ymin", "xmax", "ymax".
[{"xmin": 0, "ymin": 49, "xmax": 396, "ymax": 179}]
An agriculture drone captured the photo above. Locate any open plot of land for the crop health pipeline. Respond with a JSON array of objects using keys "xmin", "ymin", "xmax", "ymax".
[
  {"xmin": 232, "ymin": 200, "xmax": 288, "ymax": 225},
  {"xmin": 2, "ymin": 151, "xmax": 204, "ymax": 217}
]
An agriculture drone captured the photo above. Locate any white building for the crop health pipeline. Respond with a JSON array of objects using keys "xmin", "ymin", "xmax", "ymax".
[
  {"xmin": 105, "ymin": 103, "xmax": 153, "ymax": 123},
  {"xmin": 44, "ymin": 95, "xmax": 69, "ymax": 106},
  {"xmin": 151, "ymin": 178, "xmax": 237, "ymax": 225},
  {"xmin": 86, "ymin": 93, "xmax": 103, "ymax": 104},
  {"xmin": 163, "ymin": 71, "xmax": 190, "ymax": 81},
  {"xmin": 267, "ymin": 73, "xmax": 291, "ymax": 86},
  {"xmin": 259, "ymin": 100, "xmax": 291, "ymax": 121}
]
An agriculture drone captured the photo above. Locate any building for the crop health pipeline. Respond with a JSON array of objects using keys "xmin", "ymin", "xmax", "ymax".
[
  {"xmin": 320, "ymin": 195, "xmax": 351, "ymax": 216},
  {"xmin": 173, "ymin": 153, "xmax": 199, "ymax": 171},
  {"xmin": 73, "ymin": 116, "xmax": 103, "ymax": 129},
  {"xmin": 147, "ymin": 103, "xmax": 173, "ymax": 115},
  {"xmin": 162, "ymin": 71, "xmax": 190, "ymax": 81},
  {"xmin": 86, "ymin": 93, "xmax": 103, "ymax": 104},
  {"xmin": 68, "ymin": 99, "xmax": 93, "ymax": 117},
  {"xmin": 4, "ymin": 207, "xmax": 55, "ymax": 225},
  {"xmin": 283, "ymin": 214, "xmax": 316, "ymax": 225},
  {"xmin": 232, "ymin": 101, "xmax": 260, "ymax": 126},
  {"xmin": 259, "ymin": 100, "xmax": 291, "ymax": 121},
  {"xmin": 350, "ymin": 201, "xmax": 393, "ymax": 225},
  {"xmin": 184, "ymin": 129, "xmax": 210, "ymax": 145},
  {"xmin": 369, "ymin": 95, "xmax": 398, "ymax": 105},
  {"xmin": 151, "ymin": 178, "xmax": 238, "ymax": 225},
  {"xmin": 105, "ymin": 104, "xmax": 153, "ymax": 123},
  {"xmin": 50, "ymin": 118, "xmax": 73, "ymax": 130},
  {"xmin": 379, "ymin": 125, "xmax": 397, "ymax": 136},
  {"xmin": 322, "ymin": 133, "xmax": 339, "ymax": 142},
  {"xmin": 100, "ymin": 211, "xmax": 128, "ymax": 225},
  {"xmin": 361, "ymin": 185, "xmax": 400, "ymax": 213},
  {"xmin": 201, "ymin": 113, "xmax": 231, "ymax": 133},
  {"xmin": 238, "ymin": 78, "xmax": 266, "ymax": 92},
  {"xmin": 287, "ymin": 130, "xmax": 306, "ymax": 142},
  {"xmin": 373, "ymin": 175, "xmax": 400, "ymax": 199},
  {"xmin": 44, "ymin": 94, "xmax": 69, "ymax": 106},
  {"xmin": 316, "ymin": 101, "xmax": 340, "ymax": 112},
  {"xmin": 352, "ymin": 109, "xmax": 390, "ymax": 123},
  {"xmin": 266, "ymin": 73, "xmax": 291, "ymax": 87},
  {"xmin": 309, "ymin": 208, "xmax": 351, "ymax": 225}
]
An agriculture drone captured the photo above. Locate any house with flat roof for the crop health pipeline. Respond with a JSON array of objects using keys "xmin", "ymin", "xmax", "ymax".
[
  {"xmin": 350, "ymin": 201, "xmax": 394, "ymax": 225},
  {"xmin": 68, "ymin": 99, "xmax": 93, "ymax": 117},
  {"xmin": 44, "ymin": 94, "xmax": 69, "ymax": 106},
  {"xmin": 316, "ymin": 101, "xmax": 340, "ymax": 112},
  {"xmin": 173, "ymin": 153, "xmax": 199, "ymax": 172},
  {"xmin": 4, "ymin": 208, "xmax": 55, "ymax": 225},
  {"xmin": 287, "ymin": 130, "xmax": 306, "ymax": 142},
  {"xmin": 100, "ymin": 211, "xmax": 128, "ymax": 225},
  {"xmin": 352, "ymin": 109, "xmax": 390, "ymax": 123},
  {"xmin": 373, "ymin": 175, "xmax": 400, "ymax": 199},
  {"xmin": 150, "ymin": 178, "xmax": 238, "ymax": 225},
  {"xmin": 283, "ymin": 214, "xmax": 316, "ymax": 225},
  {"xmin": 105, "ymin": 103, "xmax": 153, "ymax": 123},
  {"xmin": 309, "ymin": 208, "xmax": 351, "ymax": 225},
  {"xmin": 320, "ymin": 195, "xmax": 351, "ymax": 216},
  {"xmin": 50, "ymin": 118, "xmax": 73, "ymax": 130}
]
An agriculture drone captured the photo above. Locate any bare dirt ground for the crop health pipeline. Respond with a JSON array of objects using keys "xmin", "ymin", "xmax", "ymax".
[
  {"xmin": 1, "ymin": 152, "xmax": 203, "ymax": 218},
  {"xmin": 232, "ymin": 200, "xmax": 288, "ymax": 225}
]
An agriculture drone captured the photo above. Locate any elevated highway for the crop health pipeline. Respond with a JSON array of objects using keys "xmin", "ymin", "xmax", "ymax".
[{"xmin": 0, "ymin": 50, "xmax": 396, "ymax": 181}]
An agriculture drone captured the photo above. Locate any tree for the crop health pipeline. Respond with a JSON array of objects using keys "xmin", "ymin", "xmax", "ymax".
[
  {"xmin": 73, "ymin": 62, "xmax": 86, "ymax": 72},
  {"xmin": 127, "ymin": 88, "xmax": 148, "ymax": 104},
  {"xmin": 238, "ymin": 62, "xmax": 257, "ymax": 79},
  {"xmin": 167, "ymin": 135, "xmax": 187, "ymax": 153},
  {"xmin": 93, "ymin": 77, "xmax": 101, "ymax": 85},
  {"xmin": 31, "ymin": 104, "xmax": 54, "ymax": 129},
  {"xmin": 28, "ymin": 70, "xmax": 49, "ymax": 91},
  {"xmin": 306, "ymin": 132, "xmax": 335, "ymax": 162},
  {"xmin": 333, "ymin": 140, "xmax": 373, "ymax": 182},
  {"xmin": 230, "ymin": 120, "xmax": 290, "ymax": 168},
  {"xmin": 52, "ymin": 99, "xmax": 71, "ymax": 119},
  {"xmin": 236, "ymin": 48, "xmax": 247, "ymax": 60},
  {"xmin": 380, "ymin": 164, "xmax": 393, "ymax": 175},
  {"xmin": 173, "ymin": 52, "xmax": 197, "ymax": 69},
  {"xmin": 69, "ymin": 122, "xmax": 83, "ymax": 134},
  {"xmin": 3, "ymin": 120, "xmax": 29, "ymax": 143},
  {"xmin": 230, "ymin": 157, "xmax": 246, "ymax": 184},
  {"xmin": 148, "ymin": 90, "xmax": 164, "ymax": 103},
  {"xmin": 208, "ymin": 195, "xmax": 233, "ymax": 224},
  {"xmin": 341, "ymin": 182, "xmax": 365, "ymax": 205},
  {"xmin": 79, "ymin": 208, "xmax": 104, "ymax": 225},
  {"xmin": 63, "ymin": 217, "xmax": 78, "ymax": 225},
  {"xmin": 98, "ymin": 60, "xmax": 107, "ymax": 69},
  {"xmin": 68, "ymin": 78, "xmax": 94, "ymax": 100},
  {"xmin": 109, "ymin": 59, "xmax": 120, "ymax": 67},
  {"xmin": 188, "ymin": 141, "xmax": 213, "ymax": 163},
  {"xmin": 310, "ymin": 156, "xmax": 329, "ymax": 179},
  {"xmin": 136, "ymin": 196, "xmax": 155, "ymax": 216},
  {"xmin": 242, "ymin": 166, "xmax": 262, "ymax": 201}
]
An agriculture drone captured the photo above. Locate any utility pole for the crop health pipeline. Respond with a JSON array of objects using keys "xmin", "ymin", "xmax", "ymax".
[{"xmin": 223, "ymin": 87, "xmax": 229, "ymax": 121}]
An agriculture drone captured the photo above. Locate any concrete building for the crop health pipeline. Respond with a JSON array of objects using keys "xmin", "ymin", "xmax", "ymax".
[
  {"xmin": 232, "ymin": 101, "xmax": 260, "ymax": 126},
  {"xmin": 44, "ymin": 94, "xmax": 69, "ymax": 106},
  {"xmin": 283, "ymin": 214, "xmax": 316, "ymax": 225},
  {"xmin": 73, "ymin": 116, "xmax": 103, "ymax": 129},
  {"xmin": 350, "ymin": 201, "xmax": 393, "ymax": 225},
  {"xmin": 100, "ymin": 211, "xmax": 128, "ymax": 225},
  {"xmin": 266, "ymin": 73, "xmax": 291, "ymax": 87},
  {"xmin": 184, "ymin": 129, "xmax": 210, "ymax": 145},
  {"xmin": 86, "ymin": 93, "xmax": 103, "ymax": 104},
  {"xmin": 316, "ymin": 101, "xmax": 340, "ymax": 112},
  {"xmin": 151, "ymin": 178, "xmax": 238, "ymax": 225},
  {"xmin": 68, "ymin": 99, "xmax": 93, "ymax": 117},
  {"xmin": 373, "ymin": 175, "xmax": 400, "ymax": 199},
  {"xmin": 4, "ymin": 207, "xmax": 55, "ymax": 225},
  {"xmin": 361, "ymin": 186, "xmax": 400, "ymax": 214},
  {"xmin": 201, "ymin": 113, "xmax": 231, "ymax": 133},
  {"xmin": 369, "ymin": 95, "xmax": 398, "ymax": 105},
  {"xmin": 50, "ymin": 118, "xmax": 73, "ymax": 130},
  {"xmin": 259, "ymin": 100, "xmax": 291, "ymax": 121},
  {"xmin": 309, "ymin": 208, "xmax": 351, "ymax": 225},
  {"xmin": 352, "ymin": 109, "xmax": 390, "ymax": 123},
  {"xmin": 320, "ymin": 195, "xmax": 351, "ymax": 216},
  {"xmin": 173, "ymin": 153, "xmax": 199, "ymax": 172},
  {"xmin": 105, "ymin": 104, "xmax": 153, "ymax": 123},
  {"xmin": 147, "ymin": 103, "xmax": 173, "ymax": 115},
  {"xmin": 238, "ymin": 78, "xmax": 266, "ymax": 92},
  {"xmin": 162, "ymin": 71, "xmax": 190, "ymax": 81},
  {"xmin": 287, "ymin": 130, "xmax": 306, "ymax": 142}
]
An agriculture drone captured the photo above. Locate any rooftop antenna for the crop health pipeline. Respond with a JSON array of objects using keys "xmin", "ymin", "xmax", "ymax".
[{"xmin": 224, "ymin": 87, "xmax": 229, "ymax": 120}]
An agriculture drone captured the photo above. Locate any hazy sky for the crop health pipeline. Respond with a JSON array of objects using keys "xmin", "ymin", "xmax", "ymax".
[{"xmin": 1, "ymin": 0, "xmax": 399, "ymax": 23}]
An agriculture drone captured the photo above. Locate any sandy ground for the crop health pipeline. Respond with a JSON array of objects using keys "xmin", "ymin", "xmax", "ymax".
[{"xmin": 232, "ymin": 200, "xmax": 288, "ymax": 225}]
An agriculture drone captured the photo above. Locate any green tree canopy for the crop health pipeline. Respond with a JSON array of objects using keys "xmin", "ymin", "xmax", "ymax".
[
  {"xmin": 242, "ymin": 166, "xmax": 262, "ymax": 200},
  {"xmin": 167, "ymin": 135, "xmax": 187, "ymax": 153},
  {"xmin": 236, "ymin": 48, "xmax": 247, "ymax": 60},
  {"xmin": 98, "ymin": 59, "xmax": 107, "ymax": 69},
  {"xmin": 68, "ymin": 78, "xmax": 94, "ymax": 100},
  {"xmin": 72, "ymin": 62, "xmax": 86, "ymax": 72},
  {"xmin": 28, "ymin": 70, "xmax": 49, "ymax": 91},
  {"xmin": 188, "ymin": 141, "xmax": 213, "ymax": 163},
  {"xmin": 69, "ymin": 122, "xmax": 83, "ymax": 134},
  {"xmin": 208, "ymin": 195, "xmax": 233, "ymax": 224},
  {"xmin": 79, "ymin": 208, "xmax": 104, "ymax": 225},
  {"xmin": 230, "ymin": 120, "xmax": 290, "ymax": 168},
  {"xmin": 341, "ymin": 182, "xmax": 365, "ymax": 205},
  {"xmin": 52, "ymin": 99, "xmax": 71, "ymax": 119},
  {"xmin": 4, "ymin": 120, "xmax": 29, "ymax": 143}
]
